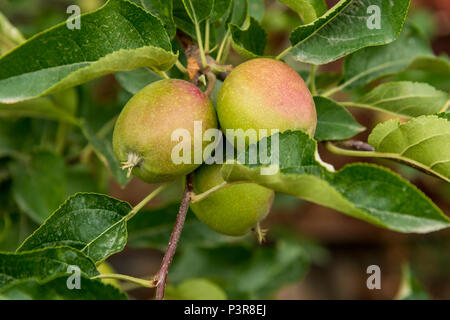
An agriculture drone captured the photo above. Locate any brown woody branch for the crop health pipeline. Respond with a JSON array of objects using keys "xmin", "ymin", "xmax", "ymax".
[
  {"xmin": 153, "ymin": 174, "xmax": 193, "ymax": 300},
  {"xmin": 334, "ymin": 140, "xmax": 375, "ymax": 152}
]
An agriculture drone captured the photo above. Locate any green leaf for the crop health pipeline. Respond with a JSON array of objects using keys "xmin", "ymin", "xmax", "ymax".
[
  {"xmin": 247, "ymin": 0, "xmax": 265, "ymax": 21},
  {"xmin": 342, "ymin": 25, "xmax": 433, "ymax": 90},
  {"xmin": 0, "ymin": 97, "xmax": 78, "ymax": 124},
  {"xmin": 279, "ymin": 0, "xmax": 327, "ymax": 23},
  {"xmin": 0, "ymin": 0, "xmax": 177, "ymax": 104},
  {"xmin": 169, "ymin": 240, "xmax": 309, "ymax": 299},
  {"xmin": 314, "ymin": 96, "xmax": 365, "ymax": 141},
  {"xmin": 288, "ymin": 0, "xmax": 410, "ymax": 64},
  {"xmin": 140, "ymin": 0, "xmax": 176, "ymax": 39},
  {"xmin": 368, "ymin": 115, "xmax": 450, "ymax": 183},
  {"xmin": 315, "ymin": 72, "xmax": 342, "ymax": 91},
  {"xmin": 0, "ymin": 11, "xmax": 25, "ymax": 54},
  {"xmin": 227, "ymin": 0, "xmax": 248, "ymax": 27},
  {"xmin": 80, "ymin": 119, "xmax": 131, "ymax": 187},
  {"xmin": 165, "ymin": 278, "xmax": 227, "ymax": 300},
  {"xmin": 0, "ymin": 11, "xmax": 25, "ymax": 55},
  {"xmin": 17, "ymin": 193, "xmax": 132, "ymax": 263},
  {"xmin": 354, "ymin": 81, "xmax": 449, "ymax": 118},
  {"xmin": 230, "ymin": 17, "xmax": 267, "ymax": 58},
  {"xmin": 211, "ymin": 0, "xmax": 232, "ymax": 22},
  {"xmin": 222, "ymin": 131, "xmax": 450, "ymax": 233},
  {"xmin": 127, "ymin": 203, "xmax": 239, "ymax": 250},
  {"xmin": 406, "ymin": 55, "xmax": 450, "ymax": 75},
  {"xmin": 10, "ymin": 151, "xmax": 67, "ymax": 224},
  {"xmin": 115, "ymin": 68, "xmax": 162, "ymax": 94},
  {"xmin": 0, "ymin": 275, "xmax": 127, "ymax": 300},
  {"xmin": 182, "ymin": 0, "xmax": 214, "ymax": 23},
  {"xmin": 0, "ymin": 246, "xmax": 98, "ymax": 287}
]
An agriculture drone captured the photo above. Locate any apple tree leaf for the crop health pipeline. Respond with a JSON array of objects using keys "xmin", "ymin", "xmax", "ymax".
[
  {"xmin": 279, "ymin": 0, "xmax": 327, "ymax": 23},
  {"xmin": 368, "ymin": 115, "xmax": 450, "ymax": 183},
  {"xmin": 314, "ymin": 96, "xmax": 365, "ymax": 141},
  {"xmin": 140, "ymin": 0, "xmax": 176, "ymax": 39},
  {"xmin": 230, "ymin": 17, "xmax": 267, "ymax": 58},
  {"xmin": 342, "ymin": 24, "xmax": 432, "ymax": 90},
  {"xmin": 115, "ymin": 68, "xmax": 162, "ymax": 95},
  {"xmin": 0, "ymin": 0, "xmax": 177, "ymax": 104},
  {"xmin": 222, "ymin": 131, "xmax": 450, "ymax": 233},
  {"xmin": 353, "ymin": 81, "xmax": 449, "ymax": 118},
  {"xmin": 0, "ymin": 11, "xmax": 25, "ymax": 54},
  {"xmin": 0, "ymin": 246, "xmax": 98, "ymax": 288},
  {"xmin": 17, "ymin": 193, "xmax": 132, "ymax": 263},
  {"xmin": 287, "ymin": 0, "xmax": 410, "ymax": 64},
  {"xmin": 0, "ymin": 274, "xmax": 127, "ymax": 300}
]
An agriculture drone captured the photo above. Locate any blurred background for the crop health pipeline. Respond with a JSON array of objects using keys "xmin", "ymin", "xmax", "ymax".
[{"xmin": 0, "ymin": 0, "xmax": 449, "ymax": 299}]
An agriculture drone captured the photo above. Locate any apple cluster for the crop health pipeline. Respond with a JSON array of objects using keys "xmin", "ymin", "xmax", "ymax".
[{"xmin": 113, "ymin": 58, "xmax": 317, "ymax": 236}]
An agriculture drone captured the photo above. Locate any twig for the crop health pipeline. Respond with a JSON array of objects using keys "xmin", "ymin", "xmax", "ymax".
[
  {"xmin": 153, "ymin": 174, "xmax": 193, "ymax": 300},
  {"xmin": 204, "ymin": 71, "xmax": 216, "ymax": 96},
  {"xmin": 325, "ymin": 141, "xmax": 449, "ymax": 183},
  {"xmin": 190, "ymin": 180, "xmax": 245, "ymax": 203},
  {"xmin": 216, "ymin": 30, "xmax": 230, "ymax": 63},
  {"xmin": 93, "ymin": 273, "xmax": 155, "ymax": 288},
  {"xmin": 175, "ymin": 60, "xmax": 188, "ymax": 74},
  {"xmin": 308, "ymin": 64, "xmax": 318, "ymax": 96},
  {"xmin": 126, "ymin": 183, "xmax": 170, "ymax": 221},
  {"xmin": 276, "ymin": 46, "xmax": 293, "ymax": 60},
  {"xmin": 334, "ymin": 140, "xmax": 375, "ymax": 152}
]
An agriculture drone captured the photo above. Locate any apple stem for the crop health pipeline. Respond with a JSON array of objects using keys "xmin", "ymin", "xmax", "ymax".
[
  {"xmin": 204, "ymin": 71, "xmax": 216, "ymax": 96},
  {"xmin": 153, "ymin": 174, "xmax": 193, "ymax": 300},
  {"xmin": 92, "ymin": 273, "xmax": 156, "ymax": 288},
  {"xmin": 308, "ymin": 64, "xmax": 318, "ymax": 96},
  {"xmin": 190, "ymin": 181, "xmax": 246, "ymax": 203}
]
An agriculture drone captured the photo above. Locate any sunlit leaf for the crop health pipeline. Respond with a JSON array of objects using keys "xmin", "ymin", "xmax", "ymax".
[
  {"xmin": 18, "ymin": 193, "xmax": 131, "ymax": 263},
  {"xmin": 342, "ymin": 25, "xmax": 432, "ymax": 90},
  {"xmin": 368, "ymin": 115, "xmax": 450, "ymax": 183},
  {"xmin": 0, "ymin": 0, "xmax": 176, "ymax": 104},
  {"xmin": 222, "ymin": 131, "xmax": 450, "ymax": 233},
  {"xmin": 354, "ymin": 81, "xmax": 448, "ymax": 118},
  {"xmin": 288, "ymin": 0, "xmax": 410, "ymax": 64},
  {"xmin": 230, "ymin": 17, "xmax": 267, "ymax": 58},
  {"xmin": 314, "ymin": 96, "xmax": 365, "ymax": 141}
]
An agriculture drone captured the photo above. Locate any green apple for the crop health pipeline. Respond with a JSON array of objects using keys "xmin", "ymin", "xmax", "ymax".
[
  {"xmin": 113, "ymin": 79, "xmax": 218, "ymax": 183},
  {"xmin": 217, "ymin": 58, "xmax": 317, "ymax": 143},
  {"xmin": 190, "ymin": 164, "xmax": 274, "ymax": 236}
]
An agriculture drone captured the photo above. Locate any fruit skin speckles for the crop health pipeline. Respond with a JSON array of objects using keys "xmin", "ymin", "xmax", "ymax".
[
  {"xmin": 217, "ymin": 58, "xmax": 317, "ymax": 144},
  {"xmin": 113, "ymin": 79, "xmax": 218, "ymax": 183},
  {"xmin": 190, "ymin": 164, "xmax": 274, "ymax": 236}
]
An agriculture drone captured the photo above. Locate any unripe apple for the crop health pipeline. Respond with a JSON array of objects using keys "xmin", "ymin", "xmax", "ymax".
[
  {"xmin": 217, "ymin": 58, "xmax": 317, "ymax": 143},
  {"xmin": 190, "ymin": 164, "xmax": 274, "ymax": 236},
  {"xmin": 113, "ymin": 79, "xmax": 218, "ymax": 183}
]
